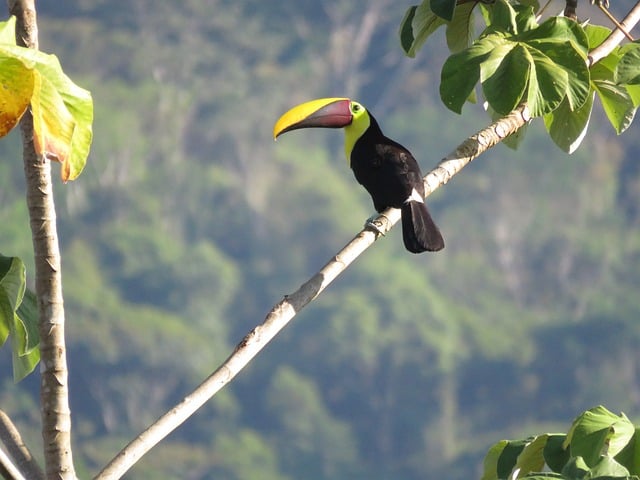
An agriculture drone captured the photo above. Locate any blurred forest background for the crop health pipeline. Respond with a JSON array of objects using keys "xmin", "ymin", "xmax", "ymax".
[{"xmin": 2, "ymin": 0, "xmax": 640, "ymax": 479}]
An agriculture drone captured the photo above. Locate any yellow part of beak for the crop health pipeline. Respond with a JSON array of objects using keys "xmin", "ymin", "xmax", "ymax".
[{"xmin": 273, "ymin": 97, "xmax": 349, "ymax": 139}]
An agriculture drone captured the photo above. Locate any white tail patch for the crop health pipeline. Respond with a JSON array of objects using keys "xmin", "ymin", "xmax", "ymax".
[{"xmin": 404, "ymin": 188, "xmax": 424, "ymax": 204}]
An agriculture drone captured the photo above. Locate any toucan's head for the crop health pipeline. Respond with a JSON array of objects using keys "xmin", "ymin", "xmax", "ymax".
[{"xmin": 273, "ymin": 97, "xmax": 371, "ymax": 162}]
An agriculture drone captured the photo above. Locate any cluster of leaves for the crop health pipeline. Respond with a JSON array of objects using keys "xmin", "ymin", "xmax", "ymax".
[
  {"xmin": 400, "ymin": 0, "xmax": 640, "ymax": 153},
  {"xmin": 0, "ymin": 16, "xmax": 92, "ymax": 182},
  {"xmin": 0, "ymin": 254, "xmax": 38, "ymax": 381},
  {"xmin": 482, "ymin": 406, "xmax": 640, "ymax": 480}
]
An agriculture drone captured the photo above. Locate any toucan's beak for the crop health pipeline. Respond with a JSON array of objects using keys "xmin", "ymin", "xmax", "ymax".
[{"xmin": 273, "ymin": 97, "xmax": 352, "ymax": 139}]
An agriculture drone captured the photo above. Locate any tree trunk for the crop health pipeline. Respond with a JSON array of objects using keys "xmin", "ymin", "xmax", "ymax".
[{"xmin": 8, "ymin": 1, "xmax": 77, "ymax": 478}]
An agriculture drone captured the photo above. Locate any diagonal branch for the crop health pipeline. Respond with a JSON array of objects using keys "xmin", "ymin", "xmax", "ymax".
[{"xmin": 95, "ymin": 6, "xmax": 640, "ymax": 479}]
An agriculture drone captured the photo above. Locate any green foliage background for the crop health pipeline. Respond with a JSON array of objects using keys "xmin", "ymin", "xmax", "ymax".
[{"xmin": 1, "ymin": 1, "xmax": 640, "ymax": 479}]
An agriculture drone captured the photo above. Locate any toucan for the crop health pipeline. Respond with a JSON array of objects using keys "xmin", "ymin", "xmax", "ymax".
[{"xmin": 273, "ymin": 97, "xmax": 445, "ymax": 253}]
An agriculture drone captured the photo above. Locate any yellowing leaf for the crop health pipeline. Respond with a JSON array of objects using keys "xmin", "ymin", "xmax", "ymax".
[
  {"xmin": 0, "ymin": 55, "xmax": 34, "ymax": 137},
  {"xmin": 31, "ymin": 70, "xmax": 75, "ymax": 180}
]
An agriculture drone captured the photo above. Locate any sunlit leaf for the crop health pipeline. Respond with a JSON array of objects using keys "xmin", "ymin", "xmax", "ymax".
[
  {"xmin": 584, "ymin": 24, "xmax": 612, "ymax": 50},
  {"xmin": 564, "ymin": 406, "xmax": 635, "ymax": 467},
  {"xmin": 0, "ymin": 55, "xmax": 34, "ymax": 137},
  {"xmin": 515, "ymin": 434, "xmax": 549, "ymax": 475},
  {"xmin": 0, "ymin": 15, "xmax": 17, "ymax": 45},
  {"xmin": 481, "ymin": 440, "xmax": 509, "ymax": 480}
]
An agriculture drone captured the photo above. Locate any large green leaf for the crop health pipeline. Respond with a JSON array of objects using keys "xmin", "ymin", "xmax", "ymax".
[
  {"xmin": 564, "ymin": 406, "xmax": 635, "ymax": 467},
  {"xmin": 525, "ymin": 47, "xmax": 569, "ymax": 117},
  {"xmin": 445, "ymin": 1, "xmax": 476, "ymax": 53},
  {"xmin": 482, "ymin": 43, "xmax": 529, "ymax": 114},
  {"xmin": 543, "ymin": 434, "xmax": 570, "ymax": 473},
  {"xmin": 615, "ymin": 428, "xmax": 640, "ymax": 476},
  {"xmin": 400, "ymin": 2, "xmax": 446, "ymax": 58},
  {"xmin": 543, "ymin": 91, "xmax": 595, "ymax": 153},
  {"xmin": 593, "ymin": 79, "xmax": 636, "ymax": 134},
  {"xmin": 0, "ymin": 255, "xmax": 39, "ymax": 382},
  {"xmin": 515, "ymin": 434, "xmax": 549, "ymax": 476},
  {"xmin": 481, "ymin": 440, "xmax": 509, "ymax": 480},
  {"xmin": 441, "ymin": 35, "xmax": 507, "ymax": 112},
  {"xmin": 615, "ymin": 43, "xmax": 640, "ymax": 85},
  {"xmin": 431, "ymin": 0, "xmax": 456, "ymax": 21}
]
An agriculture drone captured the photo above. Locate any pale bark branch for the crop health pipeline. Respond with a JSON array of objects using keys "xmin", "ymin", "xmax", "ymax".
[
  {"xmin": 94, "ymin": 3, "xmax": 640, "ymax": 479},
  {"xmin": 7, "ymin": 1, "xmax": 77, "ymax": 479},
  {"xmin": 0, "ymin": 410, "xmax": 44, "ymax": 480},
  {"xmin": 0, "ymin": 447, "xmax": 27, "ymax": 480}
]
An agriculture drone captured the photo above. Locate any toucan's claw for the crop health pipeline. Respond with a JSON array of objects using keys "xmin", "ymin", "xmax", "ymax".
[{"xmin": 365, "ymin": 214, "xmax": 390, "ymax": 236}]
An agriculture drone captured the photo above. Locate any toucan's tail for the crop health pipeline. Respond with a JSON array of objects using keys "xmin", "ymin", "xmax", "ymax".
[{"xmin": 401, "ymin": 201, "xmax": 445, "ymax": 253}]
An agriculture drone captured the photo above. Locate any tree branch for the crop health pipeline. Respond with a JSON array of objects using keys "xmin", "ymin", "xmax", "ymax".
[
  {"xmin": 0, "ymin": 410, "xmax": 44, "ymax": 480},
  {"xmin": 7, "ymin": 1, "xmax": 77, "ymax": 479},
  {"xmin": 95, "ymin": 6, "xmax": 640, "ymax": 479},
  {"xmin": 0, "ymin": 447, "xmax": 27, "ymax": 480}
]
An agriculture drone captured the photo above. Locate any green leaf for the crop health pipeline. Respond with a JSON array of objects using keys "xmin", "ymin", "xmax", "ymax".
[
  {"xmin": 10, "ymin": 314, "xmax": 39, "ymax": 383},
  {"xmin": 615, "ymin": 428, "xmax": 640, "ymax": 476},
  {"xmin": 445, "ymin": 2, "xmax": 476, "ymax": 53},
  {"xmin": 401, "ymin": 1, "xmax": 446, "ymax": 58},
  {"xmin": 584, "ymin": 24, "xmax": 612, "ymax": 50},
  {"xmin": 515, "ymin": 435, "xmax": 549, "ymax": 476},
  {"xmin": 0, "ymin": 255, "xmax": 38, "ymax": 382},
  {"xmin": 488, "ymin": 0, "xmax": 519, "ymax": 35},
  {"xmin": 482, "ymin": 440, "xmax": 509, "ymax": 480},
  {"xmin": 0, "ymin": 255, "xmax": 26, "ymax": 328},
  {"xmin": 431, "ymin": 0, "xmax": 456, "ymax": 21},
  {"xmin": 544, "ymin": 434, "xmax": 570, "ymax": 473},
  {"xmin": 441, "ymin": 35, "xmax": 507, "ymax": 112},
  {"xmin": 16, "ymin": 288, "xmax": 38, "ymax": 354},
  {"xmin": 482, "ymin": 43, "xmax": 529, "ymax": 114},
  {"xmin": 593, "ymin": 79, "xmax": 636, "ymax": 134},
  {"xmin": 561, "ymin": 456, "xmax": 590, "ymax": 479},
  {"xmin": 497, "ymin": 438, "xmax": 529, "ymax": 478},
  {"xmin": 525, "ymin": 47, "xmax": 569, "ymax": 117},
  {"xmin": 625, "ymin": 83, "xmax": 640, "ymax": 108},
  {"xmin": 564, "ymin": 406, "xmax": 636, "ymax": 467},
  {"xmin": 543, "ymin": 91, "xmax": 594, "ymax": 154},
  {"xmin": 400, "ymin": 5, "xmax": 419, "ymax": 55},
  {"xmin": 519, "ymin": 17, "xmax": 589, "ymax": 57},
  {"xmin": 615, "ymin": 44, "xmax": 640, "ymax": 85},
  {"xmin": 589, "ymin": 456, "xmax": 631, "ymax": 478}
]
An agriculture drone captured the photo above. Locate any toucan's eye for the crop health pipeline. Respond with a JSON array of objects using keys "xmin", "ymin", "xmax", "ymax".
[{"xmin": 351, "ymin": 103, "xmax": 361, "ymax": 113}]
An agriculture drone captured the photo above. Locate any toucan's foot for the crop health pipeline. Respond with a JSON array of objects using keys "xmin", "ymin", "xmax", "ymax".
[{"xmin": 365, "ymin": 214, "xmax": 390, "ymax": 236}]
